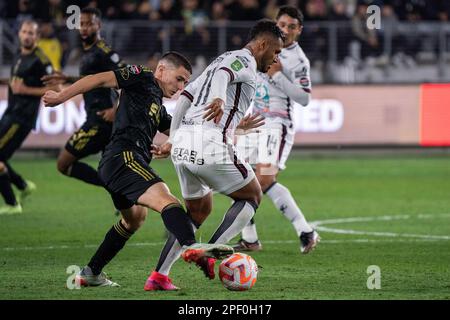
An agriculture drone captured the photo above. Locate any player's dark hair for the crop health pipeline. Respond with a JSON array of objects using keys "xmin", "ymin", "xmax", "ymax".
[
  {"xmin": 276, "ymin": 5, "xmax": 304, "ymax": 25},
  {"xmin": 248, "ymin": 19, "xmax": 285, "ymax": 43},
  {"xmin": 19, "ymin": 19, "xmax": 39, "ymax": 32},
  {"xmin": 81, "ymin": 7, "xmax": 102, "ymax": 19},
  {"xmin": 161, "ymin": 51, "xmax": 192, "ymax": 74}
]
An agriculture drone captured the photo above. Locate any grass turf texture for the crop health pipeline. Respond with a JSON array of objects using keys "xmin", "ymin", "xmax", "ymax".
[{"xmin": 0, "ymin": 155, "xmax": 449, "ymax": 300}]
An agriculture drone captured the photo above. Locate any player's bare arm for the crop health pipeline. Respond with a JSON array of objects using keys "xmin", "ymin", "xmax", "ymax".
[{"xmin": 43, "ymin": 71, "xmax": 118, "ymax": 107}]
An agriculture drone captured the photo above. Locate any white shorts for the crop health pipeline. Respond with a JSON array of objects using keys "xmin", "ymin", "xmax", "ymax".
[
  {"xmin": 235, "ymin": 121, "xmax": 294, "ymax": 170},
  {"xmin": 171, "ymin": 126, "xmax": 255, "ymax": 200}
]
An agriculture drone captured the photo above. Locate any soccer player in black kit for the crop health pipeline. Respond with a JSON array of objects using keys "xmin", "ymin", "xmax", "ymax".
[
  {"xmin": 43, "ymin": 53, "xmax": 234, "ymax": 287},
  {"xmin": 42, "ymin": 8, "xmax": 124, "ymax": 187},
  {"xmin": 0, "ymin": 20, "xmax": 57, "ymax": 215}
]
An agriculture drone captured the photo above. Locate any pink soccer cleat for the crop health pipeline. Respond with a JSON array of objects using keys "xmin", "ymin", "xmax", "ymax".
[{"xmin": 144, "ymin": 271, "xmax": 180, "ymax": 291}]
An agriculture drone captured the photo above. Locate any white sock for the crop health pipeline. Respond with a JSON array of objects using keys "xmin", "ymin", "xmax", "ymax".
[
  {"xmin": 241, "ymin": 219, "xmax": 259, "ymax": 243},
  {"xmin": 265, "ymin": 182, "xmax": 313, "ymax": 236},
  {"xmin": 209, "ymin": 200, "xmax": 256, "ymax": 244},
  {"xmin": 156, "ymin": 224, "xmax": 198, "ymax": 276}
]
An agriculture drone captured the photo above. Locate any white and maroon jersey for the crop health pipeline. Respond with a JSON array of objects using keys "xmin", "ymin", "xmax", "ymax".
[
  {"xmin": 180, "ymin": 48, "xmax": 257, "ymax": 137},
  {"xmin": 253, "ymin": 41, "xmax": 311, "ymax": 128}
]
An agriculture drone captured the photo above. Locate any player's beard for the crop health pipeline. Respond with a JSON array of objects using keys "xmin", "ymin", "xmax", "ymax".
[
  {"xmin": 81, "ymin": 33, "xmax": 97, "ymax": 46},
  {"xmin": 20, "ymin": 39, "xmax": 35, "ymax": 51}
]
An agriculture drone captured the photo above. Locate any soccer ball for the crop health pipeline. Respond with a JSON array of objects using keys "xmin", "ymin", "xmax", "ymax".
[{"xmin": 219, "ymin": 253, "xmax": 258, "ymax": 291}]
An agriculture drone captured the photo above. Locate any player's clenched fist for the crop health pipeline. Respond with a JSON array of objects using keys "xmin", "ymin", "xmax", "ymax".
[{"xmin": 43, "ymin": 90, "xmax": 62, "ymax": 107}]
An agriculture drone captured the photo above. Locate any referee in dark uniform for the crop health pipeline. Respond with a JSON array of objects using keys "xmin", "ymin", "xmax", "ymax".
[
  {"xmin": 42, "ymin": 8, "xmax": 125, "ymax": 187},
  {"xmin": 0, "ymin": 20, "xmax": 56, "ymax": 215},
  {"xmin": 43, "ymin": 54, "xmax": 233, "ymax": 286}
]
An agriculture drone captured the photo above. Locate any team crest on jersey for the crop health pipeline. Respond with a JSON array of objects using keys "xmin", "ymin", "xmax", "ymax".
[
  {"xmin": 299, "ymin": 77, "xmax": 309, "ymax": 87},
  {"xmin": 231, "ymin": 59, "xmax": 243, "ymax": 71},
  {"xmin": 119, "ymin": 67, "xmax": 130, "ymax": 80}
]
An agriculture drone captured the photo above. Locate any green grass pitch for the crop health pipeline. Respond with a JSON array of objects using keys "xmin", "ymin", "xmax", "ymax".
[{"xmin": 0, "ymin": 154, "xmax": 449, "ymax": 299}]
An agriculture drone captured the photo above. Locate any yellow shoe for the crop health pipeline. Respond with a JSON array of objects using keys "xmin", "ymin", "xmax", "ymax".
[
  {"xmin": 0, "ymin": 203, "xmax": 23, "ymax": 215},
  {"xmin": 20, "ymin": 180, "xmax": 36, "ymax": 202}
]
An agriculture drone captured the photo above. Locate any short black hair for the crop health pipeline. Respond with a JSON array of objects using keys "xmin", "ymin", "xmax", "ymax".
[
  {"xmin": 276, "ymin": 5, "xmax": 304, "ymax": 25},
  {"xmin": 81, "ymin": 7, "xmax": 102, "ymax": 19},
  {"xmin": 248, "ymin": 19, "xmax": 285, "ymax": 42},
  {"xmin": 161, "ymin": 51, "xmax": 192, "ymax": 74}
]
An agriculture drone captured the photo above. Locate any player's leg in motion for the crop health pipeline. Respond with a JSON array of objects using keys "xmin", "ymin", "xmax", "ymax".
[
  {"xmin": 239, "ymin": 163, "xmax": 319, "ymax": 253},
  {"xmin": 0, "ymin": 161, "xmax": 22, "ymax": 214},
  {"xmin": 57, "ymin": 124, "xmax": 109, "ymax": 186},
  {"xmin": 145, "ymin": 179, "xmax": 262, "ymax": 291},
  {"xmin": 77, "ymin": 182, "xmax": 231, "ymax": 287},
  {"xmin": 0, "ymin": 120, "xmax": 35, "ymax": 214},
  {"xmin": 57, "ymin": 149, "xmax": 103, "ymax": 186},
  {"xmin": 145, "ymin": 193, "xmax": 213, "ymax": 291}
]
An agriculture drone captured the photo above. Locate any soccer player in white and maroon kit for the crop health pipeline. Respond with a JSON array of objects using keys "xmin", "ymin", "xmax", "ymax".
[
  {"xmin": 144, "ymin": 20, "xmax": 284, "ymax": 290},
  {"xmin": 234, "ymin": 6, "xmax": 320, "ymax": 254}
]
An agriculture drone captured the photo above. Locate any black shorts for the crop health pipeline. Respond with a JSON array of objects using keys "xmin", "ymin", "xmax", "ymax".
[
  {"xmin": 65, "ymin": 121, "xmax": 112, "ymax": 159},
  {"xmin": 0, "ymin": 116, "xmax": 32, "ymax": 161},
  {"xmin": 98, "ymin": 150, "xmax": 163, "ymax": 210}
]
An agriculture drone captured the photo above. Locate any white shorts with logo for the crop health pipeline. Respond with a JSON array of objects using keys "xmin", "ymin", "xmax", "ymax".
[
  {"xmin": 171, "ymin": 125, "xmax": 255, "ymax": 200},
  {"xmin": 235, "ymin": 120, "xmax": 295, "ymax": 170}
]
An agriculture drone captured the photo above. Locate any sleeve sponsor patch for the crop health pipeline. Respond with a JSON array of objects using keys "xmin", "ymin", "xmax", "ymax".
[
  {"xmin": 231, "ymin": 59, "xmax": 243, "ymax": 72},
  {"xmin": 129, "ymin": 65, "xmax": 142, "ymax": 74},
  {"xmin": 299, "ymin": 77, "xmax": 310, "ymax": 87},
  {"xmin": 110, "ymin": 53, "xmax": 120, "ymax": 63}
]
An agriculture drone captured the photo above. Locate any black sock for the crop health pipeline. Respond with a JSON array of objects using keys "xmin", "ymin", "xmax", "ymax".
[
  {"xmin": 5, "ymin": 162, "xmax": 27, "ymax": 190},
  {"xmin": 0, "ymin": 172, "xmax": 17, "ymax": 205},
  {"xmin": 161, "ymin": 204, "xmax": 196, "ymax": 247},
  {"xmin": 69, "ymin": 161, "xmax": 103, "ymax": 186},
  {"xmin": 87, "ymin": 220, "xmax": 133, "ymax": 275}
]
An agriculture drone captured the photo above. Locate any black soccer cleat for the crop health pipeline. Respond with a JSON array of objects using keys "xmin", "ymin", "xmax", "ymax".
[
  {"xmin": 232, "ymin": 239, "xmax": 263, "ymax": 252},
  {"xmin": 300, "ymin": 230, "xmax": 320, "ymax": 254}
]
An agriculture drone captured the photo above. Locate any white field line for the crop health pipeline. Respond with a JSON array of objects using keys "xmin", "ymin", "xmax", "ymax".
[
  {"xmin": 1, "ymin": 238, "xmax": 448, "ymax": 252},
  {"xmin": 2, "ymin": 214, "xmax": 449, "ymax": 252},
  {"xmin": 311, "ymin": 213, "xmax": 450, "ymax": 240}
]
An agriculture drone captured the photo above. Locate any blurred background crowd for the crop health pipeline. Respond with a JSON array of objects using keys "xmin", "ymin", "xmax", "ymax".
[{"xmin": 1, "ymin": 0, "xmax": 449, "ymax": 83}]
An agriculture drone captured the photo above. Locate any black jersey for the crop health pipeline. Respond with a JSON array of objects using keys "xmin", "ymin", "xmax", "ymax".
[
  {"xmin": 80, "ymin": 39, "xmax": 124, "ymax": 123},
  {"xmin": 103, "ymin": 65, "xmax": 172, "ymax": 163},
  {"xmin": 5, "ymin": 47, "xmax": 53, "ymax": 128}
]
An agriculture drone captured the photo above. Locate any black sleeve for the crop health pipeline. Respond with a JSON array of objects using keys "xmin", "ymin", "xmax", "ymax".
[
  {"xmin": 32, "ymin": 59, "xmax": 53, "ymax": 87},
  {"xmin": 113, "ymin": 65, "xmax": 151, "ymax": 89},
  {"xmin": 101, "ymin": 48, "xmax": 125, "ymax": 71},
  {"xmin": 158, "ymin": 105, "xmax": 172, "ymax": 133}
]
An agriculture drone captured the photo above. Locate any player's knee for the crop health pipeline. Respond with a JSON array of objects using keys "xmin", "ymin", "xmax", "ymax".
[
  {"xmin": 0, "ymin": 161, "xmax": 6, "ymax": 174},
  {"xmin": 122, "ymin": 207, "xmax": 147, "ymax": 231},
  {"xmin": 248, "ymin": 181, "xmax": 263, "ymax": 206},
  {"xmin": 258, "ymin": 176, "xmax": 276, "ymax": 193},
  {"xmin": 56, "ymin": 159, "xmax": 71, "ymax": 175},
  {"xmin": 188, "ymin": 209, "xmax": 210, "ymax": 226}
]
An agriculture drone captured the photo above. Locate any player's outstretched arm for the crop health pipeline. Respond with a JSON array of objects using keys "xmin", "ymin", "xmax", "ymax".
[
  {"xmin": 43, "ymin": 71, "xmax": 117, "ymax": 107},
  {"xmin": 268, "ymin": 60, "xmax": 311, "ymax": 106}
]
